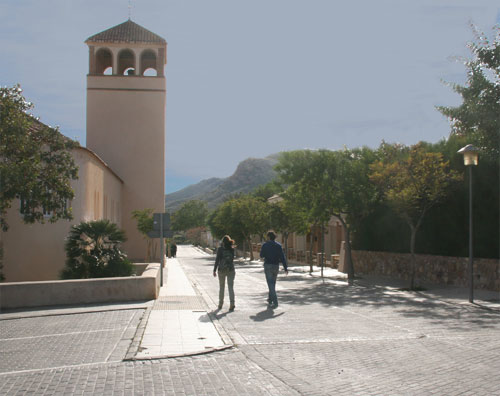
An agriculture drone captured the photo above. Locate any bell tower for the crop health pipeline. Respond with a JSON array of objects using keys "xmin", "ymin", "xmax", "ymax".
[{"xmin": 85, "ymin": 20, "xmax": 166, "ymax": 260}]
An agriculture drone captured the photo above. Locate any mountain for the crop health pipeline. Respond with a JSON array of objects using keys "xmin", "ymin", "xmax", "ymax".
[{"xmin": 165, "ymin": 155, "xmax": 279, "ymax": 211}]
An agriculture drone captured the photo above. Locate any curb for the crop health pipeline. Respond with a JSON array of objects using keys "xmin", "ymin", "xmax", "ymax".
[
  {"xmin": 180, "ymin": 257, "xmax": 235, "ymax": 347},
  {"xmin": 124, "ymin": 303, "xmax": 154, "ymax": 360},
  {"xmin": 0, "ymin": 301, "xmax": 152, "ymax": 321},
  {"xmin": 124, "ymin": 345, "xmax": 234, "ymax": 361}
]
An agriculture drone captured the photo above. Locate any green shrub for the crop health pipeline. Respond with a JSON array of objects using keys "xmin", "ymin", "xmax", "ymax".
[{"xmin": 61, "ymin": 220, "xmax": 133, "ymax": 279}]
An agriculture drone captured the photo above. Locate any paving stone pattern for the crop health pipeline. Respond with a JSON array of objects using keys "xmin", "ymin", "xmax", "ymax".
[
  {"xmin": 0, "ymin": 350, "xmax": 298, "ymax": 396},
  {"xmin": 1, "ymin": 245, "xmax": 499, "ymax": 395},
  {"xmin": 0, "ymin": 309, "xmax": 142, "ymax": 373},
  {"xmin": 240, "ymin": 338, "xmax": 500, "ymax": 396},
  {"xmin": 183, "ymin": 246, "xmax": 500, "ymax": 396}
]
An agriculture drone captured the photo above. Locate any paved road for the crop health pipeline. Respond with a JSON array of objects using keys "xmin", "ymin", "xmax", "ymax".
[
  {"xmin": 181, "ymin": 246, "xmax": 500, "ymax": 396},
  {"xmin": 0, "ymin": 245, "xmax": 499, "ymax": 395}
]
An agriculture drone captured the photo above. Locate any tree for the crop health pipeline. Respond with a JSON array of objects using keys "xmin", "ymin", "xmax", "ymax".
[
  {"xmin": 254, "ymin": 180, "xmax": 311, "ymax": 265},
  {"xmin": 185, "ymin": 226, "xmax": 204, "ymax": 245},
  {"xmin": 437, "ymin": 25, "xmax": 500, "ymax": 160},
  {"xmin": 324, "ymin": 148, "xmax": 378, "ymax": 283},
  {"xmin": 207, "ymin": 208, "xmax": 228, "ymax": 242},
  {"xmin": 61, "ymin": 220, "xmax": 133, "ymax": 279},
  {"xmin": 231, "ymin": 195, "xmax": 270, "ymax": 260},
  {"xmin": 252, "ymin": 180, "xmax": 283, "ymax": 200},
  {"xmin": 370, "ymin": 143, "xmax": 461, "ymax": 289},
  {"xmin": 276, "ymin": 150, "xmax": 332, "ymax": 275},
  {"xmin": 0, "ymin": 85, "xmax": 79, "ymax": 231},
  {"xmin": 276, "ymin": 148, "xmax": 378, "ymax": 282},
  {"xmin": 171, "ymin": 200, "xmax": 208, "ymax": 232},
  {"xmin": 207, "ymin": 195, "xmax": 270, "ymax": 260},
  {"xmin": 268, "ymin": 195, "xmax": 309, "ymax": 263},
  {"xmin": 354, "ymin": 135, "xmax": 498, "ymax": 259},
  {"xmin": 131, "ymin": 208, "xmax": 157, "ymax": 262}
]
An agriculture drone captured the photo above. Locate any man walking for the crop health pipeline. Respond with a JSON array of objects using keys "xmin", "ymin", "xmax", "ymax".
[{"xmin": 260, "ymin": 231, "xmax": 288, "ymax": 308}]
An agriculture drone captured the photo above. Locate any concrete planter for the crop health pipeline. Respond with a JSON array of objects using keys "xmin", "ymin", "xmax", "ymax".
[{"xmin": 0, "ymin": 263, "xmax": 161, "ymax": 310}]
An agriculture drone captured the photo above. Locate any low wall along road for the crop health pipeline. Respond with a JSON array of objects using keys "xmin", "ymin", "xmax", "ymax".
[{"xmin": 0, "ymin": 263, "xmax": 161, "ymax": 310}]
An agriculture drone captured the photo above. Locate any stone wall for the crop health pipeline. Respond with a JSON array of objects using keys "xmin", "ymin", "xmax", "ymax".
[{"xmin": 351, "ymin": 250, "xmax": 499, "ymax": 291}]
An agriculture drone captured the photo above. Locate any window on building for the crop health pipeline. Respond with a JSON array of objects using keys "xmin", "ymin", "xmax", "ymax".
[
  {"xmin": 20, "ymin": 197, "xmax": 29, "ymax": 215},
  {"xmin": 19, "ymin": 197, "xmax": 68, "ymax": 218}
]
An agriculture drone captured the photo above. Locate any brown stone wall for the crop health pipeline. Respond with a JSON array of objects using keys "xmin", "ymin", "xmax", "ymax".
[{"xmin": 352, "ymin": 250, "xmax": 499, "ymax": 291}]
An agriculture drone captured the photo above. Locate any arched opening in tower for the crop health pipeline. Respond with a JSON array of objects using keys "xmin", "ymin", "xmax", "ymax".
[
  {"xmin": 95, "ymin": 48, "xmax": 112, "ymax": 75},
  {"xmin": 118, "ymin": 49, "xmax": 136, "ymax": 75},
  {"xmin": 140, "ymin": 50, "xmax": 158, "ymax": 76}
]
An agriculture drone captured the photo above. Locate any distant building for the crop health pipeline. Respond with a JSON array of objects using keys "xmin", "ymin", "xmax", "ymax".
[{"xmin": 3, "ymin": 20, "xmax": 166, "ymax": 281}]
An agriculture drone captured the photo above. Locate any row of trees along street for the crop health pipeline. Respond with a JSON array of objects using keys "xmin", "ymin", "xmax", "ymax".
[
  {"xmin": 172, "ymin": 26, "xmax": 499, "ymax": 289},
  {"xmin": 0, "ymin": 25, "xmax": 498, "ymax": 285}
]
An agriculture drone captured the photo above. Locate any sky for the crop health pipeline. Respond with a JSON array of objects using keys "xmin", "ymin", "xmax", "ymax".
[{"xmin": 1, "ymin": 1, "xmax": 499, "ymax": 193}]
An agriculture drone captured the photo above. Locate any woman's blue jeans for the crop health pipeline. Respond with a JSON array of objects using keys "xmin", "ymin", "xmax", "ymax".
[{"xmin": 264, "ymin": 264, "xmax": 279, "ymax": 305}]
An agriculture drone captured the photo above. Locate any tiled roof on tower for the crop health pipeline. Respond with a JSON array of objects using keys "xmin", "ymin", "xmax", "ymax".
[{"xmin": 85, "ymin": 19, "xmax": 166, "ymax": 44}]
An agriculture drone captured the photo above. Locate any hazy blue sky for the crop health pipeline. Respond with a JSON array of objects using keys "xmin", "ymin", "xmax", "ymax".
[{"xmin": 1, "ymin": 1, "xmax": 499, "ymax": 193}]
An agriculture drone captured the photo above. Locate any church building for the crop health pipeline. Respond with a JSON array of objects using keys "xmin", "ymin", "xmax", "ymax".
[{"xmin": 2, "ymin": 20, "xmax": 166, "ymax": 281}]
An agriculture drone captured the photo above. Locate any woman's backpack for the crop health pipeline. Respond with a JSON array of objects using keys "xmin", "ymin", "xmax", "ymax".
[{"xmin": 218, "ymin": 248, "xmax": 234, "ymax": 272}]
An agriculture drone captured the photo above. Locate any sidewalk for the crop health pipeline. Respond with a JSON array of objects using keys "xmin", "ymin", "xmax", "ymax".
[{"xmin": 132, "ymin": 257, "xmax": 231, "ymax": 359}]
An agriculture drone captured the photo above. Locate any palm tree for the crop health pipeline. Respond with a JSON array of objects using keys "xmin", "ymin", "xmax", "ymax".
[{"xmin": 62, "ymin": 220, "xmax": 133, "ymax": 278}]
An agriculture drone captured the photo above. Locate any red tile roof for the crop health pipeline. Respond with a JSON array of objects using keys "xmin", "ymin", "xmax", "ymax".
[{"xmin": 85, "ymin": 19, "xmax": 166, "ymax": 44}]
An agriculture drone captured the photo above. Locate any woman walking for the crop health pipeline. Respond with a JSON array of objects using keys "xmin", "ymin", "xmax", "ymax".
[{"xmin": 213, "ymin": 235, "xmax": 236, "ymax": 311}]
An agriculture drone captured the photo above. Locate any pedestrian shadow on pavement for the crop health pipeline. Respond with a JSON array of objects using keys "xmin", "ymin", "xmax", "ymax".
[
  {"xmin": 207, "ymin": 309, "xmax": 238, "ymax": 320},
  {"xmin": 203, "ymin": 310, "xmax": 223, "ymax": 320},
  {"xmin": 249, "ymin": 307, "xmax": 285, "ymax": 322}
]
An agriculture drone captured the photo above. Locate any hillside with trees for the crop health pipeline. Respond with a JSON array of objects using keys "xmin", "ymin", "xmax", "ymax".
[{"xmin": 165, "ymin": 155, "xmax": 279, "ymax": 211}]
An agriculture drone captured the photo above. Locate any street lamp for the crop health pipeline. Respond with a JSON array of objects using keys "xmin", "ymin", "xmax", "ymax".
[{"xmin": 457, "ymin": 144, "xmax": 479, "ymax": 303}]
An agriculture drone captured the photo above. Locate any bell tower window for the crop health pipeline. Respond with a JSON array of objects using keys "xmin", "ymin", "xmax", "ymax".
[
  {"xmin": 140, "ymin": 50, "xmax": 158, "ymax": 76},
  {"xmin": 118, "ymin": 49, "xmax": 136, "ymax": 75},
  {"xmin": 95, "ymin": 48, "xmax": 113, "ymax": 75}
]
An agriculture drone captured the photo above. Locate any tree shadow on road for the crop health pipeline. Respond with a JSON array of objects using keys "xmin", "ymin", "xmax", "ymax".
[
  {"xmin": 181, "ymin": 253, "xmax": 499, "ymax": 332},
  {"xmin": 275, "ymin": 276, "xmax": 500, "ymax": 332}
]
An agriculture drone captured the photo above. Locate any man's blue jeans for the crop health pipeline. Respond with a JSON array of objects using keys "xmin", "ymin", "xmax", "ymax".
[{"xmin": 264, "ymin": 264, "xmax": 280, "ymax": 306}]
